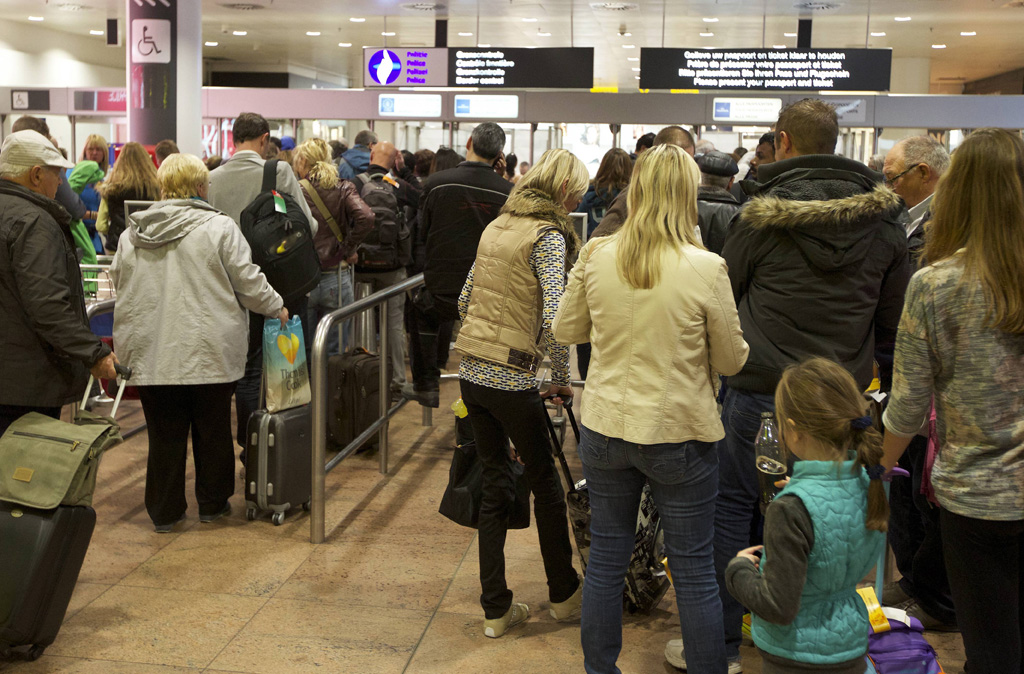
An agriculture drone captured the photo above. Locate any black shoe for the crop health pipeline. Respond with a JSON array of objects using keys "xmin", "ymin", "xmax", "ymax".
[
  {"xmin": 881, "ymin": 581, "xmax": 912, "ymax": 606},
  {"xmin": 154, "ymin": 513, "xmax": 187, "ymax": 534},
  {"xmin": 400, "ymin": 383, "xmax": 439, "ymax": 408},
  {"xmin": 904, "ymin": 600, "xmax": 960, "ymax": 632},
  {"xmin": 199, "ymin": 503, "xmax": 231, "ymax": 524}
]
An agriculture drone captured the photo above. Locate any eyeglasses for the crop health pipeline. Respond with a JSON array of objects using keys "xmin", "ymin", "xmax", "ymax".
[{"xmin": 884, "ymin": 163, "xmax": 921, "ymax": 187}]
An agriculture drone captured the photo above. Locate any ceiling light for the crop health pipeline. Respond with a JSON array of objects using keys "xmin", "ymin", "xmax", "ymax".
[
  {"xmin": 338, "ymin": 42, "xmax": 352, "ymax": 47},
  {"xmin": 622, "ymin": 44, "xmax": 636, "ymax": 48},
  {"xmin": 627, "ymin": 56, "xmax": 639, "ymax": 61},
  {"xmin": 205, "ymin": 41, "xmax": 219, "ymax": 46},
  {"xmin": 784, "ymin": 32, "xmax": 797, "ymax": 37},
  {"xmin": 538, "ymin": 31, "xmax": 552, "ymax": 36},
  {"xmin": 702, "ymin": 17, "xmax": 718, "ymax": 23},
  {"xmin": 28, "ymin": 16, "xmax": 44, "ymax": 21},
  {"xmin": 477, "ymin": 43, "xmax": 491, "ymax": 47},
  {"xmin": 894, "ymin": 16, "xmax": 911, "ymax": 21},
  {"xmin": 232, "ymin": 30, "xmax": 247, "ymax": 36},
  {"xmin": 522, "ymin": 17, "xmax": 538, "ymax": 22},
  {"xmin": 458, "ymin": 31, "xmax": 473, "ymax": 36},
  {"xmin": 89, "ymin": 29, "xmax": 104, "ymax": 35},
  {"xmin": 960, "ymin": 31, "xmax": 976, "ymax": 36},
  {"xmin": 700, "ymin": 32, "xmax": 714, "ymax": 37},
  {"xmin": 932, "ymin": 44, "xmax": 946, "ymax": 49},
  {"xmin": 307, "ymin": 31, "xmax": 321, "ymax": 36},
  {"xmin": 619, "ymin": 31, "xmax": 631, "ymax": 37},
  {"xmin": 381, "ymin": 31, "xmax": 396, "ymax": 36},
  {"xmin": 631, "ymin": 67, "xmax": 640, "ymax": 71},
  {"xmin": 870, "ymin": 31, "xmax": 886, "ymax": 37},
  {"xmin": 635, "ymin": 76, "xmax": 641, "ymax": 80},
  {"xmin": 773, "ymin": 44, "xmax": 787, "ymax": 48},
  {"xmin": 350, "ymin": 17, "xmax": 366, "ymax": 22}
]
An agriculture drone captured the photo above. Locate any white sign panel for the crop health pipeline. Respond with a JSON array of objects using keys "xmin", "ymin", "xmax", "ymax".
[
  {"xmin": 377, "ymin": 93, "xmax": 443, "ymax": 118},
  {"xmin": 131, "ymin": 19, "xmax": 171, "ymax": 64},
  {"xmin": 453, "ymin": 94, "xmax": 520, "ymax": 119},
  {"xmin": 11, "ymin": 91, "xmax": 29, "ymax": 110},
  {"xmin": 712, "ymin": 97, "xmax": 783, "ymax": 123}
]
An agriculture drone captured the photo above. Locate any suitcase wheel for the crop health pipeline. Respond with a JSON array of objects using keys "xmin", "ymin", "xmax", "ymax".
[
  {"xmin": 302, "ymin": 501, "xmax": 311, "ymax": 512},
  {"xmin": 27, "ymin": 644, "xmax": 46, "ymax": 661},
  {"xmin": 245, "ymin": 507, "xmax": 257, "ymax": 522},
  {"xmin": 272, "ymin": 511, "xmax": 286, "ymax": 526}
]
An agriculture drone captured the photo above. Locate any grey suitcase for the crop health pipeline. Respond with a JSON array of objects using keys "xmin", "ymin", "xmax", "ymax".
[{"xmin": 244, "ymin": 405, "xmax": 312, "ymax": 526}]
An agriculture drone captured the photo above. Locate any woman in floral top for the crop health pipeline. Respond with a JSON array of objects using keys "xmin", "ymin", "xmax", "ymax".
[{"xmin": 881, "ymin": 128, "xmax": 1024, "ymax": 674}]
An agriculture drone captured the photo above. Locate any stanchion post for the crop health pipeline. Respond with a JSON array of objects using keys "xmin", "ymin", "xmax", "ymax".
[
  {"xmin": 310, "ymin": 315, "xmax": 329, "ymax": 544},
  {"xmin": 379, "ymin": 305, "xmax": 389, "ymax": 475}
]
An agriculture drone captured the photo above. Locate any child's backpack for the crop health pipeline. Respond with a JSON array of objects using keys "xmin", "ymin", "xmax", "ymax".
[{"xmin": 867, "ymin": 616, "xmax": 945, "ymax": 674}]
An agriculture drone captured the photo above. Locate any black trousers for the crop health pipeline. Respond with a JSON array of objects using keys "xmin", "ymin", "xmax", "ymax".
[
  {"xmin": 138, "ymin": 383, "xmax": 236, "ymax": 526},
  {"xmin": 0, "ymin": 404, "xmax": 61, "ymax": 437},
  {"xmin": 460, "ymin": 379, "xmax": 580, "ymax": 619},
  {"xmin": 408, "ymin": 290, "xmax": 459, "ymax": 391},
  {"xmin": 887, "ymin": 434, "xmax": 956, "ymax": 623},
  {"xmin": 942, "ymin": 509, "xmax": 1024, "ymax": 674}
]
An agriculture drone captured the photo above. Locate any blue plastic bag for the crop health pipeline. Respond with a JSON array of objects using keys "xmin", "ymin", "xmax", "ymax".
[{"xmin": 263, "ymin": 316, "xmax": 310, "ymax": 413}]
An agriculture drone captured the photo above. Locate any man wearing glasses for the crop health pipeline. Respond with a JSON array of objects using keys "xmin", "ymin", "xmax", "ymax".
[{"xmin": 883, "ymin": 136, "xmax": 950, "ymax": 265}]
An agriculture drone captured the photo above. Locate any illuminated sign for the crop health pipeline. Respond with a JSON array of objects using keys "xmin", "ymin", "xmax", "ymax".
[
  {"xmin": 449, "ymin": 48, "xmax": 594, "ymax": 88},
  {"xmin": 641, "ymin": 48, "xmax": 892, "ymax": 92},
  {"xmin": 377, "ymin": 93, "xmax": 443, "ymax": 118},
  {"xmin": 712, "ymin": 98, "xmax": 783, "ymax": 123},
  {"xmin": 363, "ymin": 48, "xmax": 448, "ymax": 87},
  {"xmin": 453, "ymin": 94, "xmax": 520, "ymax": 119}
]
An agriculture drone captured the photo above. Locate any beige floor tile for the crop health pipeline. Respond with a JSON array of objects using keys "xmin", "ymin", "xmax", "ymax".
[
  {"xmin": 45, "ymin": 585, "xmax": 266, "ymax": 669},
  {"xmin": 209, "ymin": 598, "xmax": 431, "ymax": 674},
  {"xmin": 0, "ymin": 657, "xmax": 202, "ymax": 674},
  {"xmin": 78, "ymin": 521, "xmax": 191, "ymax": 584},
  {"xmin": 64, "ymin": 583, "xmax": 111, "ymax": 621},
  {"xmin": 437, "ymin": 555, "xmax": 554, "ymax": 617}
]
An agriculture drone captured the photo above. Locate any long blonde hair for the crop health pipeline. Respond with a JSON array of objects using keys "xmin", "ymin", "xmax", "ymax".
[
  {"xmin": 293, "ymin": 139, "xmax": 339, "ymax": 189},
  {"xmin": 100, "ymin": 142, "xmax": 159, "ymax": 201},
  {"xmin": 81, "ymin": 134, "xmax": 109, "ymax": 173},
  {"xmin": 509, "ymin": 148, "xmax": 589, "ymax": 210},
  {"xmin": 616, "ymin": 144, "xmax": 702, "ymax": 290},
  {"xmin": 775, "ymin": 357, "xmax": 889, "ymax": 532},
  {"xmin": 926, "ymin": 128, "xmax": 1024, "ymax": 334}
]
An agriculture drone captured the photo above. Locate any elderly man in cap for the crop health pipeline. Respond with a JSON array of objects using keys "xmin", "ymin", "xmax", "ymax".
[
  {"xmin": 696, "ymin": 150, "xmax": 742, "ymax": 256},
  {"xmin": 0, "ymin": 130, "xmax": 119, "ymax": 435}
]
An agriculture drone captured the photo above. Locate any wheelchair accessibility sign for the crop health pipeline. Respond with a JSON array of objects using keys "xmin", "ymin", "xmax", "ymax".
[{"xmin": 131, "ymin": 19, "xmax": 171, "ymax": 64}]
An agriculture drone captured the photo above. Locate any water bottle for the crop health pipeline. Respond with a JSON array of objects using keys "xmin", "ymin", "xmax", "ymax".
[{"xmin": 755, "ymin": 412, "xmax": 786, "ymax": 506}]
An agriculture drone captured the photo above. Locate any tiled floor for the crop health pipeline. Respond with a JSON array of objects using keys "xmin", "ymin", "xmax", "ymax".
[{"xmin": 1, "ymin": 378, "xmax": 966, "ymax": 674}]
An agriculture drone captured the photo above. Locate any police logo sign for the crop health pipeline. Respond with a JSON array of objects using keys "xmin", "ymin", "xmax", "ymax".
[{"xmin": 368, "ymin": 50, "xmax": 402, "ymax": 85}]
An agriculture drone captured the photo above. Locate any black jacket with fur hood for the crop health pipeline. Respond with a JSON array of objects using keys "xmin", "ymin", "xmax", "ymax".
[{"xmin": 721, "ymin": 154, "xmax": 910, "ymax": 395}]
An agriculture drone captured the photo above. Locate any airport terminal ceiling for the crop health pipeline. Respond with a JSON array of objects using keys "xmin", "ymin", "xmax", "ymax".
[{"xmin": 1, "ymin": 1, "xmax": 1024, "ymax": 91}]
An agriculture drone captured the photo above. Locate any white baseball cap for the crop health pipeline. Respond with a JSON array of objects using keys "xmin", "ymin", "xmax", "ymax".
[{"xmin": 0, "ymin": 130, "xmax": 75, "ymax": 173}]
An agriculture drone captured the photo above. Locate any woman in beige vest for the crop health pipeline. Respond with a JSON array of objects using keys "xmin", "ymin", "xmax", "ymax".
[
  {"xmin": 454, "ymin": 148, "xmax": 588, "ymax": 639},
  {"xmin": 553, "ymin": 144, "xmax": 749, "ymax": 673}
]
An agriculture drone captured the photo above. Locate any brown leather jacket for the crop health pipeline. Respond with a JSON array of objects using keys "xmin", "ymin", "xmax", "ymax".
[{"xmin": 301, "ymin": 180, "xmax": 374, "ymax": 270}]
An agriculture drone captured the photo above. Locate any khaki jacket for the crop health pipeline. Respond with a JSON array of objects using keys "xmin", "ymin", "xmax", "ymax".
[{"xmin": 553, "ymin": 236, "xmax": 748, "ymax": 445}]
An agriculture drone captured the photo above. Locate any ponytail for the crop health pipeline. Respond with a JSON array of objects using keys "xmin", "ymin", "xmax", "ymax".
[{"xmin": 851, "ymin": 422, "xmax": 889, "ymax": 532}]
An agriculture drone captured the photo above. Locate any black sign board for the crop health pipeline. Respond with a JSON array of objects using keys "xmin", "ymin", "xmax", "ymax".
[
  {"xmin": 10, "ymin": 90, "xmax": 51, "ymax": 112},
  {"xmin": 449, "ymin": 48, "xmax": 594, "ymax": 88},
  {"xmin": 640, "ymin": 48, "xmax": 892, "ymax": 92}
]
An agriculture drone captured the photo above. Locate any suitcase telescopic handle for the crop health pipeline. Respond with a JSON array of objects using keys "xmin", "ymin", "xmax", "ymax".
[
  {"xmin": 542, "ymin": 398, "xmax": 579, "ymax": 493},
  {"xmin": 80, "ymin": 362, "xmax": 133, "ymax": 417}
]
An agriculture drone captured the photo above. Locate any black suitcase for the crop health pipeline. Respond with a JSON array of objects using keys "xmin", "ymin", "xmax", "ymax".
[
  {"xmin": 0, "ymin": 502, "xmax": 96, "ymax": 660},
  {"xmin": 244, "ymin": 405, "xmax": 312, "ymax": 526},
  {"xmin": 544, "ymin": 401, "xmax": 670, "ymax": 614},
  {"xmin": 327, "ymin": 348, "xmax": 390, "ymax": 452}
]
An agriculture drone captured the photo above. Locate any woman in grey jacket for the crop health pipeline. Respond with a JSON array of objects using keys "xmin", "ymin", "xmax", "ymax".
[{"xmin": 111, "ymin": 154, "xmax": 287, "ymax": 533}]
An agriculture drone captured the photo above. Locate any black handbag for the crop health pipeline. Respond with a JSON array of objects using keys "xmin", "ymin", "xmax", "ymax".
[{"xmin": 439, "ymin": 441, "xmax": 531, "ymax": 530}]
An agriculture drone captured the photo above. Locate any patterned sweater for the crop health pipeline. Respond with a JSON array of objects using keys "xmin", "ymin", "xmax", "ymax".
[
  {"xmin": 458, "ymin": 229, "xmax": 570, "ymax": 391},
  {"xmin": 883, "ymin": 251, "xmax": 1024, "ymax": 521}
]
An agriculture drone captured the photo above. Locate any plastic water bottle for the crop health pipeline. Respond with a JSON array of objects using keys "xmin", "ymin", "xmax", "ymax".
[{"xmin": 755, "ymin": 412, "xmax": 786, "ymax": 506}]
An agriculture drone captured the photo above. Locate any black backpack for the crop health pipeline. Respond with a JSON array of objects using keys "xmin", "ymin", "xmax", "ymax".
[
  {"xmin": 354, "ymin": 172, "xmax": 412, "ymax": 272},
  {"xmin": 238, "ymin": 160, "xmax": 320, "ymax": 305}
]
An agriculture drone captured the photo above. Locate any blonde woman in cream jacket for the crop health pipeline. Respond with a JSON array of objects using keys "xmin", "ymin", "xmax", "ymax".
[{"xmin": 553, "ymin": 144, "xmax": 748, "ymax": 674}]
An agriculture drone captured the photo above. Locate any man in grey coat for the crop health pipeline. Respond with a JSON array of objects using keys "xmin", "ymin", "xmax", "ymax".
[{"xmin": 0, "ymin": 130, "xmax": 119, "ymax": 434}]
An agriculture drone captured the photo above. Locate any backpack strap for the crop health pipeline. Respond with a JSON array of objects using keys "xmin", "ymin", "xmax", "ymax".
[
  {"xmin": 261, "ymin": 159, "xmax": 279, "ymax": 193},
  {"xmin": 300, "ymin": 179, "xmax": 344, "ymax": 243},
  {"xmin": 355, "ymin": 172, "xmax": 373, "ymax": 189}
]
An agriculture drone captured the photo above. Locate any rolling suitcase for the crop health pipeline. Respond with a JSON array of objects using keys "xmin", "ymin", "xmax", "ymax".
[
  {"xmin": 244, "ymin": 405, "xmax": 312, "ymax": 526},
  {"xmin": 327, "ymin": 348, "xmax": 390, "ymax": 452},
  {"xmin": 544, "ymin": 400, "xmax": 670, "ymax": 614}
]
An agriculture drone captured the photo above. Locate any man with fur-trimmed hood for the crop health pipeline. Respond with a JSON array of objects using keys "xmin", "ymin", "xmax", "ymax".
[{"xmin": 671, "ymin": 98, "xmax": 910, "ymax": 673}]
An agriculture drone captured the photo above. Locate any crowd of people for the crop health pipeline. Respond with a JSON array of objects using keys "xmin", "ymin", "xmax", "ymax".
[{"xmin": 1, "ymin": 99, "xmax": 1022, "ymax": 673}]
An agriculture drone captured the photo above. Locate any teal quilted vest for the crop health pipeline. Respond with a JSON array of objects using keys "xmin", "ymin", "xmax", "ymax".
[{"xmin": 752, "ymin": 455, "xmax": 885, "ymax": 664}]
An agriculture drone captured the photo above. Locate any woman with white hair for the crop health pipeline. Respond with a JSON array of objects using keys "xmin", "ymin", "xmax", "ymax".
[
  {"xmin": 111, "ymin": 153, "xmax": 288, "ymax": 534},
  {"xmin": 454, "ymin": 148, "xmax": 588, "ymax": 639},
  {"xmin": 554, "ymin": 144, "xmax": 749, "ymax": 674}
]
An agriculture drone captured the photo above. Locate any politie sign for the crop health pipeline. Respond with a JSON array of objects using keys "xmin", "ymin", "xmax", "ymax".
[{"xmin": 363, "ymin": 48, "xmax": 449, "ymax": 87}]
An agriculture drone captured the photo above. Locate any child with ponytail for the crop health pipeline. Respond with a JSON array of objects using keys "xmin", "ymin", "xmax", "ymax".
[{"xmin": 726, "ymin": 357, "xmax": 887, "ymax": 674}]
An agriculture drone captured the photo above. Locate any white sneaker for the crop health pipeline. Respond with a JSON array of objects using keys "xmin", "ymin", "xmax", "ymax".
[
  {"xmin": 664, "ymin": 639, "xmax": 742, "ymax": 673},
  {"xmin": 483, "ymin": 602, "xmax": 529, "ymax": 638}
]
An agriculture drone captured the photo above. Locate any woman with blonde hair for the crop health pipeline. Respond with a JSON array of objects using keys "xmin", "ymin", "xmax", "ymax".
[
  {"xmin": 881, "ymin": 128, "xmax": 1024, "ymax": 672},
  {"xmin": 455, "ymin": 148, "xmax": 588, "ymax": 639},
  {"xmin": 111, "ymin": 154, "xmax": 287, "ymax": 533},
  {"xmin": 96, "ymin": 142, "xmax": 159, "ymax": 252},
  {"xmin": 553, "ymin": 144, "xmax": 748, "ymax": 674},
  {"xmin": 293, "ymin": 138, "xmax": 374, "ymax": 356},
  {"xmin": 69, "ymin": 133, "xmax": 110, "ymax": 252}
]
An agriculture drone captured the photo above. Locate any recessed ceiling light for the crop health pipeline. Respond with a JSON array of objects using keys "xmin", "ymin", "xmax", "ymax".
[
  {"xmin": 338, "ymin": 42, "xmax": 352, "ymax": 47},
  {"xmin": 205, "ymin": 41, "xmax": 219, "ymax": 46},
  {"xmin": 307, "ymin": 31, "xmax": 321, "ymax": 36},
  {"xmin": 350, "ymin": 17, "xmax": 366, "ymax": 22},
  {"xmin": 381, "ymin": 31, "xmax": 396, "ymax": 36},
  {"xmin": 627, "ymin": 56, "xmax": 639, "ymax": 61},
  {"xmin": 232, "ymin": 30, "xmax": 247, "ymax": 36},
  {"xmin": 522, "ymin": 17, "xmax": 538, "ymax": 22},
  {"xmin": 703, "ymin": 17, "xmax": 718, "ymax": 23},
  {"xmin": 619, "ymin": 31, "xmax": 631, "ymax": 37},
  {"xmin": 28, "ymin": 16, "xmax": 44, "ymax": 21},
  {"xmin": 89, "ymin": 29, "xmax": 104, "ymax": 35},
  {"xmin": 932, "ymin": 43, "xmax": 946, "ymax": 49},
  {"xmin": 477, "ymin": 43, "xmax": 491, "ymax": 47},
  {"xmin": 631, "ymin": 67, "xmax": 640, "ymax": 71},
  {"xmin": 700, "ymin": 32, "xmax": 714, "ymax": 37},
  {"xmin": 635, "ymin": 76, "xmax": 641, "ymax": 80},
  {"xmin": 622, "ymin": 44, "xmax": 636, "ymax": 48},
  {"xmin": 538, "ymin": 31, "xmax": 552, "ymax": 36},
  {"xmin": 870, "ymin": 31, "xmax": 886, "ymax": 37},
  {"xmin": 894, "ymin": 16, "xmax": 911, "ymax": 21},
  {"xmin": 458, "ymin": 31, "xmax": 473, "ymax": 36},
  {"xmin": 784, "ymin": 32, "xmax": 797, "ymax": 37},
  {"xmin": 960, "ymin": 31, "xmax": 976, "ymax": 36},
  {"xmin": 773, "ymin": 44, "xmax": 787, "ymax": 48}
]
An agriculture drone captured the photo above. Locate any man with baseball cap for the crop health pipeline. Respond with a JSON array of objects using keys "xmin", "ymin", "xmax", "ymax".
[
  {"xmin": 695, "ymin": 150, "xmax": 742, "ymax": 256},
  {"xmin": 0, "ymin": 130, "xmax": 119, "ymax": 435}
]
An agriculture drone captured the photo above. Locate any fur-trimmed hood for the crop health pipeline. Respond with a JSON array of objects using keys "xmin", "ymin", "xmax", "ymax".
[{"xmin": 501, "ymin": 187, "xmax": 580, "ymax": 259}]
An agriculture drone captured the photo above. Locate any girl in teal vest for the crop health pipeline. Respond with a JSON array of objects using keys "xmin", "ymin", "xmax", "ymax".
[{"xmin": 726, "ymin": 357, "xmax": 888, "ymax": 674}]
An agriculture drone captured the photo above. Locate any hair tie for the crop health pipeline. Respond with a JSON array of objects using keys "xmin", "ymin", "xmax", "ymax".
[
  {"xmin": 851, "ymin": 416, "xmax": 873, "ymax": 431},
  {"xmin": 866, "ymin": 465, "xmax": 887, "ymax": 480}
]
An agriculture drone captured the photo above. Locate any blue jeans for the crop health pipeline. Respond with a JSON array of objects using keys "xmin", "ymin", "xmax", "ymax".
[
  {"xmin": 714, "ymin": 387, "xmax": 775, "ymax": 660},
  {"xmin": 578, "ymin": 426, "xmax": 727, "ymax": 674},
  {"xmin": 306, "ymin": 267, "xmax": 354, "ymax": 361}
]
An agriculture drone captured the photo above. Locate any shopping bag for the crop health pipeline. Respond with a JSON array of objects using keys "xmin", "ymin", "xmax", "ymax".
[{"xmin": 263, "ymin": 316, "xmax": 311, "ymax": 413}]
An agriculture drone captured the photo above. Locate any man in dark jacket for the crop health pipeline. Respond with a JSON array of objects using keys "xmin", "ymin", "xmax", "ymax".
[
  {"xmin": 337, "ymin": 129, "xmax": 377, "ymax": 181},
  {"xmin": 401, "ymin": 122, "xmax": 511, "ymax": 407},
  {"xmin": 884, "ymin": 135, "xmax": 948, "ymax": 267},
  {"xmin": 0, "ymin": 130, "xmax": 118, "ymax": 434},
  {"xmin": 666, "ymin": 99, "xmax": 910, "ymax": 672},
  {"xmin": 695, "ymin": 150, "xmax": 742, "ymax": 255}
]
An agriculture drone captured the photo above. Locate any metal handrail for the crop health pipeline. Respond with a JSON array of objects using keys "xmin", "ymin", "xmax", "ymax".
[{"xmin": 311, "ymin": 272, "xmax": 426, "ymax": 544}]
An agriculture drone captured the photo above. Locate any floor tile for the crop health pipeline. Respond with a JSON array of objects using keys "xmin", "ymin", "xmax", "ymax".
[
  {"xmin": 78, "ymin": 521, "xmax": 190, "ymax": 585},
  {"xmin": 209, "ymin": 598, "xmax": 430, "ymax": 674},
  {"xmin": 0, "ymin": 657, "xmax": 202, "ymax": 674},
  {"xmin": 64, "ymin": 583, "xmax": 111, "ymax": 621},
  {"xmin": 45, "ymin": 585, "xmax": 266, "ymax": 669}
]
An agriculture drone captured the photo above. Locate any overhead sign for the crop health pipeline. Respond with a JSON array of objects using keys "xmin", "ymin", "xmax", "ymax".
[
  {"xmin": 640, "ymin": 48, "xmax": 892, "ymax": 92},
  {"xmin": 823, "ymin": 97, "xmax": 869, "ymax": 124},
  {"xmin": 11, "ymin": 90, "xmax": 50, "ymax": 111},
  {"xmin": 130, "ymin": 19, "xmax": 171, "ymax": 64},
  {"xmin": 712, "ymin": 98, "xmax": 783, "ymax": 123},
  {"xmin": 453, "ymin": 94, "xmax": 520, "ymax": 119},
  {"xmin": 450, "ymin": 48, "xmax": 594, "ymax": 88},
  {"xmin": 363, "ymin": 48, "xmax": 449, "ymax": 88},
  {"xmin": 73, "ymin": 90, "xmax": 128, "ymax": 113},
  {"xmin": 378, "ymin": 93, "xmax": 443, "ymax": 118}
]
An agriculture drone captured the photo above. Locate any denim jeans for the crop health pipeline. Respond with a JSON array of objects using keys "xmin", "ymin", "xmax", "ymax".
[
  {"xmin": 306, "ymin": 267, "xmax": 354, "ymax": 362},
  {"xmin": 578, "ymin": 426, "xmax": 727, "ymax": 674},
  {"xmin": 355, "ymin": 268, "xmax": 408, "ymax": 390},
  {"xmin": 714, "ymin": 387, "xmax": 775, "ymax": 660}
]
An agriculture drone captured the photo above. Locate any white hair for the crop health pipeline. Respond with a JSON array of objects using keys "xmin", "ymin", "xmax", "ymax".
[
  {"xmin": 0, "ymin": 164, "xmax": 33, "ymax": 180},
  {"xmin": 899, "ymin": 136, "xmax": 951, "ymax": 176}
]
